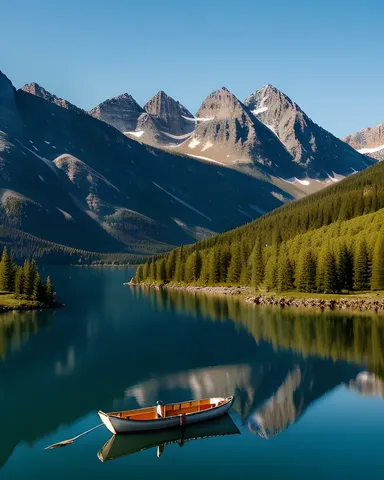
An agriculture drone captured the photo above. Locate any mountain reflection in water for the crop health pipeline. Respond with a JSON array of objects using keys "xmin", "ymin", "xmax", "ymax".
[{"xmin": 1, "ymin": 267, "xmax": 384, "ymax": 473}]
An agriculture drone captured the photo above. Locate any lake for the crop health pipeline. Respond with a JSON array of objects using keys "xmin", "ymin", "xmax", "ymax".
[{"xmin": 1, "ymin": 266, "xmax": 384, "ymax": 479}]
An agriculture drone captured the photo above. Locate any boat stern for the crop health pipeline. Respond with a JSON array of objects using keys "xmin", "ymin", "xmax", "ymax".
[{"xmin": 98, "ymin": 411, "xmax": 117, "ymax": 435}]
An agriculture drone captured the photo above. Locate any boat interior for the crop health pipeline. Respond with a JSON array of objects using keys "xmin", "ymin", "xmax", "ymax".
[{"xmin": 110, "ymin": 398, "xmax": 228, "ymax": 421}]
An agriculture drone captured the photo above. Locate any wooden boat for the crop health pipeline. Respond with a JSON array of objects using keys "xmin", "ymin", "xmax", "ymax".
[
  {"xmin": 98, "ymin": 396, "xmax": 234, "ymax": 434},
  {"xmin": 97, "ymin": 413, "xmax": 240, "ymax": 461}
]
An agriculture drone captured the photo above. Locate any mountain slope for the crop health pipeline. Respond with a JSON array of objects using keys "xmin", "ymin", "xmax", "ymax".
[
  {"xmin": 342, "ymin": 122, "xmax": 384, "ymax": 161},
  {"xmin": 176, "ymin": 87, "xmax": 300, "ymax": 178},
  {"xmin": 0, "ymin": 70, "xmax": 296, "ymax": 257},
  {"xmin": 244, "ymin": 85, "xmax": 373, "ymax": 177}
]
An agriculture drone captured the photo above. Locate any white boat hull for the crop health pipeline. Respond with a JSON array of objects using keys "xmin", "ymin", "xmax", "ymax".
[{"xmin": 99, "ymin": 396, "xmax": 234, "ymax": 434}]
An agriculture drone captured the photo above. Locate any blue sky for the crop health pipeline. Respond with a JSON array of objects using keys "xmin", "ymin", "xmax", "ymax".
[{"xmin": 1, "ymin": 0, "xmax": 383, "ymax": 137}]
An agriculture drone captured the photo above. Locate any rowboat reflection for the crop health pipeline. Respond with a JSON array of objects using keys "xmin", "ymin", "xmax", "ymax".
[{"xmin": 97, "ymin": 413, "xmax": 240, "ymax": 461}]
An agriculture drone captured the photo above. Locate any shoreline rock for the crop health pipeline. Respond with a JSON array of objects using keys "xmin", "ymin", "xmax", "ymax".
[{"xmin": 128, "ymin": 281, "xmax": 384, "ymax": 312}]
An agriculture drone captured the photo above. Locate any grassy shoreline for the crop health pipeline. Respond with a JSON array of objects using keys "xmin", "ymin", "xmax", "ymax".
[{"xmin": 0, "ymin": 293, "xmax": 62, "ymax": 312}]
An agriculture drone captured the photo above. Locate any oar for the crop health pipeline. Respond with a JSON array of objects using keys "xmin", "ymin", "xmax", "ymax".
[{"xmin": 45, "ymin": 423, "xmax": 103, "ymax": 450}]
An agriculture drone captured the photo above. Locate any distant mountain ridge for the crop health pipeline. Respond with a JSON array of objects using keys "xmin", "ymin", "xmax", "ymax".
[
  {"xmin": 89, "ymin": 93, "xmax": 144, "ymax": 132},
  {"xmin": 176, "ymin": 87, "xmax": 299, "ymax": 178},
  {"xmin": 343, "ymin": 122, "xmax": 384, "ymax": 161},
  {"xmin": 0, "ymin": 69, "xmax": 296, "ymax": 260},
  {"xmin": 244, "ymin": 84, "xmax": 371, "ymax": 177},
  {"xmin": 22, "ymin": 83, "xmax": 86, "ymax": 116}
]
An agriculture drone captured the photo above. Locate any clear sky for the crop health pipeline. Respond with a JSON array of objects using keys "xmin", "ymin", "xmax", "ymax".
[{"xmin": 1, "ymin": 0, "xmax": 383, "ymax": 137}]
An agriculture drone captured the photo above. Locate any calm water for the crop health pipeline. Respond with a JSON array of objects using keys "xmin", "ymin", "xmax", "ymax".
[{"xmin": 1, "ymin": 267, "xmax": 384, "ymax": 479}]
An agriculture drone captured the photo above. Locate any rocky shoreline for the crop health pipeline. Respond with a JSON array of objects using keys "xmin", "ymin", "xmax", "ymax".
[
  {"xmin": 127, "ymin": 281, "xmax": 384, "ymax": 312},
  {"xmin": 244, "ymin": 295, "xmax": 384, "ymax": 312}
]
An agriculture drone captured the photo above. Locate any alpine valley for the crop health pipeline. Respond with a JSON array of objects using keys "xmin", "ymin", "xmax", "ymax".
[{"xmin": 0, "ymin": 69, "xmax": 375, "ymax": 263}]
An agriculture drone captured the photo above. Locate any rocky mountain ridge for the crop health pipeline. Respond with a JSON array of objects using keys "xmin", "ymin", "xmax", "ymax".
[{"xmin": 343, "ymin": 122, "xmax": 384, "ymax": 161}]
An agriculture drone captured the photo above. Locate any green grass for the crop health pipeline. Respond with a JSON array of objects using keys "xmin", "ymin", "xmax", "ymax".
[{"xmin": 0, "ymin": 292, "xmax": 47, "ymax": 310}]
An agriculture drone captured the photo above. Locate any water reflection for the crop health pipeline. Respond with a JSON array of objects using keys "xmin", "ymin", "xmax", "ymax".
[
  {"xmin": 1, "ymin": 270, "xmax": 384, "ymax": 472},
  {"xmin": 98, "ymin": 414, "xmax": 240, "ymax": 461}
]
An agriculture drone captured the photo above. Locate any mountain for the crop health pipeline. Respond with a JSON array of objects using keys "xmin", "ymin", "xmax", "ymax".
[
  {"xmin": 176, "ymin": 87, "xmax": 300, "ymax": 178},
  {"xmin": 22, "ymin": 83, "xmax": 85, "ymax": 116},
  {"xmin": 0, "ymin": 70, "xmax": 295, "ymax": 259},
  {"xmin": 342, "ymin": 122, "xmax": 384, "ymax": 161},
  {"xmin": 90, "ymin": 90, "xmax": 194, "ymax": 147},
  {"xmin": 89, "ymin": 93, "xmax": 144, "ymax": 132},
  {"xmin": 244, "ymin": 84, "xmax": 373, "ymax": 177},
  {"xmin": 135, "ymin": 159, "xmax": 384, "ymax": 292},
  {"xmin": 144, "ymin": 90, "xmax": 194, "ymax": 136}
]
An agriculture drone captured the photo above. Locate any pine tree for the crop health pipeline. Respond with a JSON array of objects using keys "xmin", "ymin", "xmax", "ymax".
[
  {"xmin": 264, "ymin": 253, "xmax": 278, "ymax": 291},
  {"xmin": 45, "ymin": 276, "xmax": 55, "ymax": 305},
  {"xmin": 338, "ymin": 243, "xmax": 353, "ymax": 291},
  {"xmin": 371, "ymin": 231, "xmax": 384, "ymax": 290},
  {"xmin": 198, "ymin": 253, "xmax": 210, "ymax": 285},
  {"xmin": 296, "ymin": 249, "xmax": 317, "ymax": 292},
  {"xmin": 32, "ymin": 272, "xmax": 43, "ymax": 301},
  {"xmin": 135, "ymin": 264, "xmax": 144, "ymax": 283},
  {"xmin": 227, "ymin": 244, "xmax": 242, "ymax": 284},
  {"xmin": 14, "ymin": 266, "xmax": 24, "ymax": 295},
  {"xmin": 23, "ymin": 260, "xmax": 34, "ymax": 298},
  {"xmin": 149, "ymin": 258, "xmax": 157, "ymax": 280},
  {"xmin": 165, "ymin": 250, "xmax": 176, "ymax": 281},
  {"xmin": 316, "ymin": 244, "xmax": 328, "ymax": 293},
  {"xmin": 208, "ymin": 248, "xmax": 221, "ymax": 285},
  {"xmin": 277, "ymin": 245, "xmax": 294, "ymax": 292},
  {"xmin": 0, "ymin": 247, "xmax": 15, "ymax": 292},
  {"xmin": 219, "ymin": 246, "xmax": 231, "ymax": 283},
  {"xmin": 142, "ymin": 261, "xmax": 149, "ymax": 280},
  {"xmin": 354, "ymin": 239, "xmax": 371, "ymax": 290},
  {"xmin": 323, "ymin": 251, "xmax": 339, "ymax": 293},
  {"xmin": 157, "ymin": 259, "xmax": 166, "ymax": 283},
  {"xmin": 251, "ymin": 238, "xmax": 264, "ymax": 289},
  {"xmin": 174, "ymin": 247, "xmax": 185, "ymax": 283}
]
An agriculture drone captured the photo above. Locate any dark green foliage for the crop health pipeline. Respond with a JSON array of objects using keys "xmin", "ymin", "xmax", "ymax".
[
  {"xmin": 219, "ymin": 246, "xmax": 231, "ymax": 283},
  {"xmin": 323, "ymin": 252, "xmax": 339, "ymax": 293},
  {"xmin": 165, "ymin": 250, "xmax": 177, "ymax": 281},
  {"xmin": 251, "ymin": 237, "xmax": 264, "ymax": 289},
  {"xmin": 354, "ymin": 240, "xmax": 371, "ymax": 290},
  {"xmin": 0, "ymin": 247, "xmax": 56, "ymax": 303},
  {"xmin": 227, "ymin": 244, "xmax": 242, "ymax": 284},
  {"xmin": 157, "ymin": 259, "xmax": 167, "ymax": 282},
  {"xmin": 208, "ymin": 248, "xmax": 221, "ymax": 284},
  {"xmin": 23, "ymin": 260, "xmax": 34, "ymax": 298},
  {"xmin": 14, "ymin": 266, "xmax": 24, "ymax": 295},
  {"xmin": 296, "ymin": 250, "xmax": 317, "ymax": 292},
  {"xmin": 0, "ymin": 247, "xmax": 15, "ymax": 292},
  {"xmin": 338, "ymin": 243, "xmax": 353, "ymax": 291},
  {"xmin": 32, "ymin": 273, "xmax": 43, "ymax": 301},
  {"xmin": 277, "ymin": 245, "xmax": 294, "ymax": 291},
  {"xmin": 174, "ymin": 247, "xmax": 185, "ymax": 283},
  {"xmin": 45, "ymin": 276, "xmax": 55, "ymax": 304},
  {"xmin": 371, "ymin": 231, "xmax": 384, "ymax": 290}
]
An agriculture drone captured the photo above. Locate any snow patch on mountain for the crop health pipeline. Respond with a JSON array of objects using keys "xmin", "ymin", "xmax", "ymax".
[
  {"xmin": 252, "ymin": 106, "xmax": 268, "ymax": 115},
  {"xmin": 358, "ymin": 144, "xmax": 384, "ymax": 154},
  {"xmin": 125, "ymin": 130, "xmax": 144, "ymax": 138},
  {"xmin": 188, "ymin": 138, "xmax": 200, "ymax": 149}
]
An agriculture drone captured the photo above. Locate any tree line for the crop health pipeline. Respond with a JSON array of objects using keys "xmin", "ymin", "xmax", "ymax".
[
  {"xmin": 134, "ymin": 161, "xmax": 384, "ymax": 294},
  {"xmin": 0, "ymin": 247, "xmax": 56, "ymax": 304}
]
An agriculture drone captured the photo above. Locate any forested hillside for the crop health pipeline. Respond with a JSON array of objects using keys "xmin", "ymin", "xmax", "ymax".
[{"xmin": 134, "ymin": 161, "xmax": 384, "ymax": 293}]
